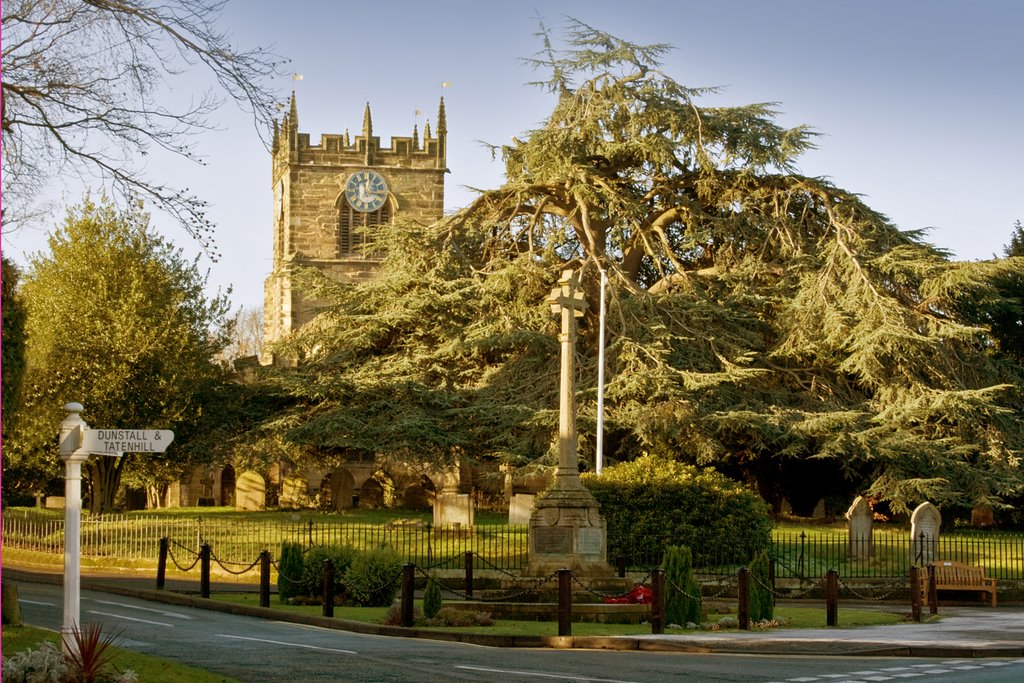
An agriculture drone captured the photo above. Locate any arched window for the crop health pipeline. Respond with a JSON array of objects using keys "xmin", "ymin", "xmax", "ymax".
[{"xmin": 336, "ymin": 195, "xmax": 391, "ymax": 257}]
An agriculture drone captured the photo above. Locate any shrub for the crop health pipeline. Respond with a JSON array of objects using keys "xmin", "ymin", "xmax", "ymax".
[
  {"xmin": 2, "ymin": 640, "xmax": 69, "ymax": 683},
  {"xmin": 748, "ymin": 548, "xmax": 774, "ymax": 622},
  {"xmin": 301, "ymin": 546, "xmax": 357, "ymax": 600},
  {"xmin": 345, "ymin": 546, "xmax": 402, "ymax": 607},
  {"xmin": 582, "ymin": 453, "xmax": 772, "ymax": 567},
  {"xmin": 425, "ymin": 607, "xmax": 493, "ymax": 627},
  {"xmin": 277, "ymin": 542, "xmax": 305, "ymax": 602},
  {"xmin": 2, "ymin": 625, "xmax": 138, "ymax": 683},
  {"xmin": 422, "ymin": 575, "xmax": 442, "ymax": 619},
  {"xmin": 383, "ymin": 604, "xmax": 493, "ymax": 627},
  {"xmin": 663, "ymin": 545, "xmax": 702, "ymax": 626}
]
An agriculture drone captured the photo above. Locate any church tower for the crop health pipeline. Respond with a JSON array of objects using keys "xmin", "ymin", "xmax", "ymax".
[{"xmin": 262, "ymin": 94, "xmax": 448, "ymax": 365}]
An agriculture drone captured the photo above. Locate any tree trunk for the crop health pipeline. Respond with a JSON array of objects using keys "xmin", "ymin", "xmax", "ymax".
[
  {"xmin": 88, "ymin": 455, "xmax": 129, "ymax": 513},
  {"xmin": 2, "ymin": 580, "xmax": 24, "ymax": 625}
]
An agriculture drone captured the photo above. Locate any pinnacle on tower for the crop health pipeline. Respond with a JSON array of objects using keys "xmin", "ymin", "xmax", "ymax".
[
  {"xmin": 362, "ymin": 102, "xmax": 373, "ymax": 138},
  {"xmin": 271, "ymin": 119, "xmax": 280, "ymax": 154},
  {"xmin": 288, "ymin": 91, "xmax": 299, "ymax": 130},
  {"xmin": 437, "ymin": 97, "xmax": 447, "ymax": 135},
  {"xmin": 424, "ymin": 120, "xmax": 432, "ymax": 140},
  {"xmin": 412, "ymin": 123, "xmax": 419, "ymax": 150}
]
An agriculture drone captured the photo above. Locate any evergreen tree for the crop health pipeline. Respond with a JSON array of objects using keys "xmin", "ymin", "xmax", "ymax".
[
  {"xmin": 6, "ymin": 197, "xmax": 232, "ymax": 511},
  {"xmin": 268, "ymin": 21, "xmax": 1024, "ymax": 513},
  {"xmin": 2, "ymin": 257, "xmax": 28, "ymax": 432},
  {"xmin": 663, "ymin": 545, "xmax": 702, "ymax": 627},
  {"xmin": 748, "ymin": 548, "xmax": 774, "ymax": 622}
]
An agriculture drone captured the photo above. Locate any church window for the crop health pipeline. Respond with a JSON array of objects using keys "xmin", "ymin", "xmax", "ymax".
[{"xmin": 337, "ymin": 196, "xmax": 391, "ymax": 256}]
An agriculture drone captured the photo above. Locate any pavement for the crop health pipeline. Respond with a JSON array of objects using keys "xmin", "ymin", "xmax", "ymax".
[{"xmin": 5, "ymin": 566, "xmax": 1023, "ymax": 658}]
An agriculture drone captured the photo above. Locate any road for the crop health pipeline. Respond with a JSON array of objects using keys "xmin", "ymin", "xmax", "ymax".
[{"xmin": 15, "ymin": 582, "xmax": 1023, "ymax": 682}]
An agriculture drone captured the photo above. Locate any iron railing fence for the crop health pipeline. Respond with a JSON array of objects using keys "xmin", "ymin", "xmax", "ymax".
[
  {"xmin": 1, "ymin": 510, "xmax": 529, "ymax": 572},
  {"xmin": 5, "ymin": 510, "xmax": 1023, "ymax": 580}
]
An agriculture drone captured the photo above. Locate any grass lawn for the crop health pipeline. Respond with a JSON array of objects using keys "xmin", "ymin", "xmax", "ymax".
[
  {"xmin": 209, "ymin": 592, "xmax": 905, "ymax": 637},
  {"xmin": 1, "ymin": 625, "xmax": 242, "ymax": 683}
]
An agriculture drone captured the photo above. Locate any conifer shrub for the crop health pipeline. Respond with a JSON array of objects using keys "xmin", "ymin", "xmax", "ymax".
[
  {"xmin": 422, "ymin": 575, "xmax": 443, "ymax": 618},
  {"xmin": 277, "ymin": 542, "xmax": 305, "ymax": 602},
  {"xmin": 582, "ymin": 453, "xmax": 771, "ymax": 568},
  {"xmin": 300, "ymin": 546, "xmax": 358, "ymax": 600},
  {"xmin": 663, "ymin": 545, "xmax": 702, "ymax": 626},
  {"xmin": 345, "ymin": 546, "xmax": 403, "ymax": 607},
  {"xmin": 748, "ymin": 548, "xmax": 774, "ymax": 622}
]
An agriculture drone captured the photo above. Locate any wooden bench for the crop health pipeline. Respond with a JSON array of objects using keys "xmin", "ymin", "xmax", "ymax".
[{"xmin": 928, "ymin": 561, "xmax": 997, "ymax": 607}]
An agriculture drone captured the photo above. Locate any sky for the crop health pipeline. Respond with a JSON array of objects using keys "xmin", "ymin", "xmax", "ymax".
[{"xmin": 4, "ymin": 0, "xmax": 1022, "ymax": 313}]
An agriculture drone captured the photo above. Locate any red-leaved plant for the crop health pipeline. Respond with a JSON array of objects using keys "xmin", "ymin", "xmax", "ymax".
[{"xmin": 61, "ymin": 622, "xmax": 123, "ymax": 683}]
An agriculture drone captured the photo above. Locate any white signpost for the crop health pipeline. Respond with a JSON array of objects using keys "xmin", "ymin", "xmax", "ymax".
[{"xmin": 57, "ymin": 403, "xmax": 173, "ymax": 656}]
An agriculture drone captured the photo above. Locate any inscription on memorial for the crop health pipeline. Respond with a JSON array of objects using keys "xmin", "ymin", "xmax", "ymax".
[
  {"xmin": 577, "ymin": 527, "xmax": 604, "ymax": 557},
  {"xmin": 534, "ymin": 527, "xmax": 573, "ymax": 554}
]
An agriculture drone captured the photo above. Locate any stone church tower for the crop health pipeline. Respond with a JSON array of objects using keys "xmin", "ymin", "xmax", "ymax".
[{"xmin": 262, "ymin": 94, "xmax": 447, "ymax": 365}]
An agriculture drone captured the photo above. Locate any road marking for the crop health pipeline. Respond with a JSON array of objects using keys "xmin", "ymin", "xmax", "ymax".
[
  {"xmin": 90, "ymin": 599, "xmax": 192, "ymax": 619},
  {"xmin": 216, "ymin": 634, "xmax": 357, "ymax": 655},
  {"xmin": 86, "ymin": 610, "xmax": 173, "ymax": 627},
  {"xmin": 455, "ymin": 665, "xmax": 640, "ymax": 682},
  {"xmin": 19, "ymin": 599, "xmax": 57, "ymax": 606}
]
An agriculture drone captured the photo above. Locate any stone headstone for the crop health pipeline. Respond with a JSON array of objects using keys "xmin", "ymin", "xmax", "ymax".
[
  {"xmin": 280, "ymin": 475, "xmax": 310, "ymax": 509},
  {"xmin": 433, "ymin": 491, "xmax": 474, "ymax": 527},
  {"xmin": 235, "ymin": 471, "xmax": 266, "ymax": 511},
  {"xmin": 44, "ymin": 496, "xmax": 66, "ymax": 510},
  {"xmin": 971, "ymin": 505, "xmax": 994, "ymax": 528},
  {"xmin": 846, "ymin": 496, "xmax": 873, "ymax": 559},
  {"xmin": 508, "ymin": 493, "xmax": 535, "ymax": 526},
  {"xmin": 402, "ymin": 484, "xmax": 431, "ymax": 510},
  {"xmin": 910, "ymin": 501, "xmax": 941, "ymax": 565}
]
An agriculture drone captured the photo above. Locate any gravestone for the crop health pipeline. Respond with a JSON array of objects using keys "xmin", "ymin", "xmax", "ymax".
[
  {"xmin": 508, "ymin": 493, "xmax": 535, "ymax": 526},
  {"xmin": 526, "ymin": 270, "xmax": 611, "ymax": 577},
  {"xmin": 433, "ymin": 491, "xmax": 474, "ymax": 527},
  {"xmin": 845, "ymin": 496, "xmax": 873, "ymax": 559},
  {"xmin": 402, "ymin": 484, "xmax": 431, "ymax": 510},
  {"xmin": 280, "ymin": 475, "xmax": 310, "ymax": 509},
  {"xmin": 234, "ymin": 471, "xmax": 266, "ymax": 511},
  {"xmin": 971, "ymin": 505, "xmax": 994, "ymax": 528},
  {"xmin": 910, "ymin": 501, "xmax": 941, "ymax": 565}
]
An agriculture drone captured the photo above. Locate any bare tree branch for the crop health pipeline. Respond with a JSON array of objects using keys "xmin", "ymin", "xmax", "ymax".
[{"xmin": 1, "ymin": 0, "xmax": 286, "ymax": 252}]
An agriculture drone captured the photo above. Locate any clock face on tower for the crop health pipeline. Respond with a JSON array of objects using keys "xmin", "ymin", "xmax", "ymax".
[{"xmin": 345, "ymin": 170, "xmax": 389, "ymax": 213}]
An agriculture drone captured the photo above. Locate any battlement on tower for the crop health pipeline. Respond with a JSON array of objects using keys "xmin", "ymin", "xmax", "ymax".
[{"xmin": 272, "ymin": 95, "xmax": 447, "ymax": 177}]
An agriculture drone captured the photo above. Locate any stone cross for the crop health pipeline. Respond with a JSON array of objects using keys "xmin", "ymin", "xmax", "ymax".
[{"xmin": 547, "ymin": 269, "xmax": 588, "ymax": 491}]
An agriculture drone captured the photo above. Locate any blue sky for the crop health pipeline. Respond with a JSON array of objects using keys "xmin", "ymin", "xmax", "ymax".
[{"xmin": 4, "ymin": 0, "xmax": 1022, "ymax": 312}]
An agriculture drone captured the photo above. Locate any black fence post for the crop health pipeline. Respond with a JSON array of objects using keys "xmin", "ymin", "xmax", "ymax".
[
  {"xmin": 322, "ymin": 558, "xmax": 335, "ymax": 618},
  {"xmin": 465, "ymin": 551, "xmax": 474, "ymax": 599},
  {"xmin": 259, "ymin": 550, "xmax": 271, "ymax": 608},
  {"xmin": 909, "ymin": 565, "xmax": 922, "ymax": 622},
  {"xmin": 737, "ymin": 567, "xmax": 750, "ymax": 630},
  {"xmin": 650, "ymin": 568, "xmax": 665, "ymax": 635},
  {"xmin": 826, "ymin": 569, "xmax": 838, "ymax": 627},
  {"xmin": 927, "ymin": 564, "xmax": 938, "ymax": 615},
  {"xmin": 616, "ymin": 555, "xmax": 627, "ymax": 578},
  {"xmin": 200, "ymin": 543, "xmax": 211, "ymax": 599},
  {"xmin": 768, "ymin": 558, "xmax": 776, "ymax": 594},
  {"xmin": 558, "ymin": 568, "xmax": 572, "ymax": 637},
  {"xmin": 401, "ymin": 564, "xmax": 415, "ymax": 628},
  {"xmin": 156, "ymin": 537, "xmax": 168, "ymax": 590}
]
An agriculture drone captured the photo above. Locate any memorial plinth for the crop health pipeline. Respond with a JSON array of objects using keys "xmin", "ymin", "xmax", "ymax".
[{"xmin": 525, "ymin": 270, "xmax": 612, "ymax": 577}]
